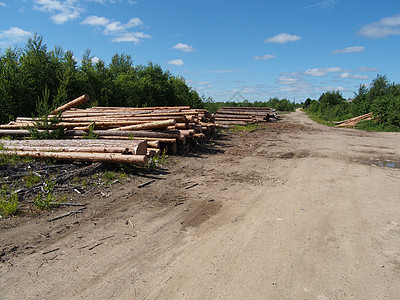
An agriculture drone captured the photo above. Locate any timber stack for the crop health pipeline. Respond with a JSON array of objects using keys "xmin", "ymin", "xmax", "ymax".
[
  {"xmin": 335, "ymin": 112, "xmax": 372, "ymax": 128},
  {"xmin": 214, "ymin": 106, "xmax": 276, "ymax": 127},
  {"xmin": 0, "ymin": 94, "xmax": 217, "ymax": 165}
]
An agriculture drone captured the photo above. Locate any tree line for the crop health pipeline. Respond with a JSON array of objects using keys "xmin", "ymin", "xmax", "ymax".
[
  {"xmin": 304, "ymin": 75, "xmax": 400, "ymax": 131},
  {"xmin": 0, "ymin": 34, "xmax": 203, "ymax": 124},
  {"xmin": 204, "ymin": 97, "xmax": 300, "ymax": 114}
]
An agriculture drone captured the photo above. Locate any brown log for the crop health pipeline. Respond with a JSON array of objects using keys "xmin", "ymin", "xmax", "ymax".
[
  {"xmin": 109, "ymin": 119, "xmax": 176, "ymax": 131},
  {"xmin": 51, "ymin": 94, "xmax": 90, "ymax": 115},
  {"xmin": 147, "ymin": 141, "xmax": 160, "ymax": 148},
  {"xmin": 0, "ymin": 129, "xmax": 31, "ymax": 137},
  {"xmin": 193, "ymin": 133, "xmax": 205, "ymax": 139},
  {"xmin": 2, "ymin": 151, "xmax": 148, "ymax": 165},
  {"xmin": 174, "ymin": 123, "xmax": 188, "ymax": 129}
]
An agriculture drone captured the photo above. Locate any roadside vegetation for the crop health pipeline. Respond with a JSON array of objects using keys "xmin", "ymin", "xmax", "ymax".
[
  {"xmin": 0, "ymin": 34, "xmax": 203, "ymax": 124},
  {"xmin": 303, "ymin": 75, "xmax": 400, "ymax": 132},
  {"xmin": 204, "ymin": 97, "xmax": 300, "ymax": 114}
]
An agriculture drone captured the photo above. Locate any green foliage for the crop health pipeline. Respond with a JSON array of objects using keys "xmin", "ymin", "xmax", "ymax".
[
  {"xmin": 27, "ymin": 87, "xmax": 64, "ymax": 139},
  {"xmin": 356, "ymin": 119, "xmax": 400, "ymax": 132},
  {"xmin": 0, "ymin": 35, "xmax": 204, "ymax": 124},
  {"xmin": 304, "ymin": 75, "xmax": 400, "ymax": 131},
  {"xmin": 148, "ymin": 149, "xmax": 169, "ymax": 169},
  {"xmin": 229, "ymin": 123, "xmax": 267, "ymax": 133},
  {"xmin": 34, "ymin": 179, "xmax": 56, "ymax": 210},
  {"xmin": 23, "ymin": 173, "xmax": 42, "ymax": 188},
  {"xmin": 203, "ymin": 97, "xmax": 300, "ymax": 114},
  {"xmin": 83, "ymin": 122, "xmax": 98, "ymax": 139},
  {"xmin": 0, "ymin": 186, "xmax": 19, "ymax": 217}
]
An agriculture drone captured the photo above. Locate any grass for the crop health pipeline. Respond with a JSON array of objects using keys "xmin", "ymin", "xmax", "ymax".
[
  {"xmin": 356, "ymin": 120, "xmax": 400, "ymax": 132},
  {"xmin": 229, "ymin": 123, "xmax": 269, "ymax": 133},
  {"xmin": 303, "ymin": 111, "xmax": 336, "ymax": 127},
  {"xmin": 0, "ymin": 187, "xmax": 19, "ymax": 217},
  {"xmin": 34, "ymin": 179, "xmax": 56, "ymax": 210},
  {"xmin": 23, "ymin": 173, "xmax": 42, "ymax": 188}
]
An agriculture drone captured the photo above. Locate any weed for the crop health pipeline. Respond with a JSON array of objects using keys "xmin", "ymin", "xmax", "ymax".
[
  {"xmin": 103, "ymin": 170, "xmax": 117, "ymax": 182},
  {"xmin": 147, "ymin": 149, "xmax": 169, "ymax": 169},
  {"xmin": 0, "ymin": 187, "xmax": 19, "ymax": 217},
  {"xmin": 229, "ymin": 123, "xmax": 268, "ymax": 133},
  {"xmin": 83, "ymin": 122, "xmax": 98, "ymax": 139},
  {"xmin": 34, "ymin": 179, "xmax": 56, "ymax": 210},
  {"xmin": 23, "ymin": 173, "xmax": 41, "ymax": 188}
]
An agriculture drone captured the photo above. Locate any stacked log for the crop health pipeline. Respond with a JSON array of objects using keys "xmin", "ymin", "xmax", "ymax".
[
  {"xmin": 214, "ymin": 107, "xmax": 275, "ymax": 126},
  {"xmin": 0, "ymin": 95, "xmax": 217, "ymax": 164},
  {"xmin": 335, "ymin": 113, "xmax": 372, "ymax": 128}
]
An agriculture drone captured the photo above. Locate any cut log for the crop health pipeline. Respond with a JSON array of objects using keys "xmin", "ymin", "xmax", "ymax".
[
  {"xmin": 51, "ymin": 94, "xmax": 90, "ymax": 115},
  {"xmin": 1, "ymin": 139, "xmax": 148, "ymax": 155},
  {"xmin": 3, "ymin": 145, "xmax": 131, "ymax": 154},
  {"xmin": 1, "ymin": 151, "xmax": 149, "ymax": 165},
  {"xmin": 64, "ymin": 129, "xmax": 180, "ymax": 139},
  {"xmin": 109, "ymin": 119, "xmax": 176, "ymax": 131}
]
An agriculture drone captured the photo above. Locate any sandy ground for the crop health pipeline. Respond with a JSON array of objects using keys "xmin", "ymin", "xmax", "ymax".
[{"xmin": 1, "ymin": 109, "xmax": 400, "ymax": 299}]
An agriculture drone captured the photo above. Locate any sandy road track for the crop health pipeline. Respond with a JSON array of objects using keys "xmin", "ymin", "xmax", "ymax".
[{"xmin": 1, "ymin": 110, "xmax": 400, "ymax": 299}]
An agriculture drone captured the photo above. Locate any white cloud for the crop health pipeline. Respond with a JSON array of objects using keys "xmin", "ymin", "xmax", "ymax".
[
  {"xmin": 331, "ymin": 46, "xmax": 365, "ymax": 54},
  {"xmin": 340, "ymin": 73, "xmax": 368, "ymax": 80},
  {"xmin": 304, "ymin": 67, "xmax": 342, "ymax": 77},
  {"xmin": 111, "ymin": 32, "xmax": 150, "ymax": 43},
  {"xmin": 167, "ymin": 59, "xmax": 184, "ymax": 66},
  {"xmin": 253, "ymin": 54, "xmax": 275, "ymax": 60},
  {"xmin": 357, "ymin": 66, "xmax": 379, "ymax": 72},
  {"xmin": 0, "ymin": 26, "xmax": 32, "ymax": 48},
  {"xmin": 265, "ymin": 33, "xmax": 301, "ymax": 44},
  {"xmin": 303, "ymin": 0, "xmax": 338, "ymax": 10},
  {"xmin": 358, "ymin": 13, "xmax": 400, "ymax": 38},
  {"xmin": 91, "ymin": 56, "xmax": 100, "ymax": 63},
  {"xmin": 172, "ymin": 43, "xmax": 195, "ymax": 53},
  {"xmin": 81, "ymin": 15, "xmax": 150, "ymax": 44},
  {"xmin": 33, "ymin": 0, "xmax": 83, "ymax": 24},
  {"xmin": 0, "ymin": 1, "xmax": 8, "ymax": 7},
  {"xmin": 81, "ymin": 15, "xmax": 109, "ymax": 26},
  {"xmin": 304, "ymin": 68, "xmax": 327, "ymax": 77}
]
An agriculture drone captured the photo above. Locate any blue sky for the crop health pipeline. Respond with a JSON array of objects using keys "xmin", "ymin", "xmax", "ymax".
[{"xmin": 1, "ymin": 0, "xmax": 400, "ymax": 102}]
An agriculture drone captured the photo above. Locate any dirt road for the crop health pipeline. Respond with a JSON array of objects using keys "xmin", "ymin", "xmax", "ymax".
[{"xmin": 1, "ymin": 109, "xmax": 400, "ymax": 299}]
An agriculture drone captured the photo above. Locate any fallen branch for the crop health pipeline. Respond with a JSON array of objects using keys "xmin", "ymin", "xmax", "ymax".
[
  {"xmin": 47, "ymin": 207, "xmax": 86, "ymax": 222},
  {"xmin": 137, "ymin": 179, "xmax": 156, "ymax": 188}
]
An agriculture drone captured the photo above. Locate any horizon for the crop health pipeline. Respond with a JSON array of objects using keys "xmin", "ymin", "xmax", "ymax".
[{"xmin": 1, "ymin": 0, "xmax": 399, "ymax": 103}]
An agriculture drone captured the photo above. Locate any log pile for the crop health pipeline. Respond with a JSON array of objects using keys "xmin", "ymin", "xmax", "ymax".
[
  {"xmin": 335, "ymin": 112, "xmax": 372, "ymax": 128},
  {"xmin": 214, "ymin": 107, "xmax": 276, "ymax": 126},
  {"xmin": 0, "ymin": 95, "xmax": 217, "ymax": 165}
]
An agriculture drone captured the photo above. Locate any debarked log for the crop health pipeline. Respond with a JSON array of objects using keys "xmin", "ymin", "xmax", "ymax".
[
  {"xmin": 109, "ymin": 119, "xmax": 176, "ymax": 131},
  {"xmin": 1, "ymin": 151, "xmax": 149, "ymax": 165},
  {"xmin": 51, "ymin": 94, "xmax": 90, "ymax": 115}
]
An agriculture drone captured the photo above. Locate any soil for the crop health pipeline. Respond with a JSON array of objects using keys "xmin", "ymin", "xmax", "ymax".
[{"xmin": 1, "ymin": 109, "xmax": 400, "ymax": 299}]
